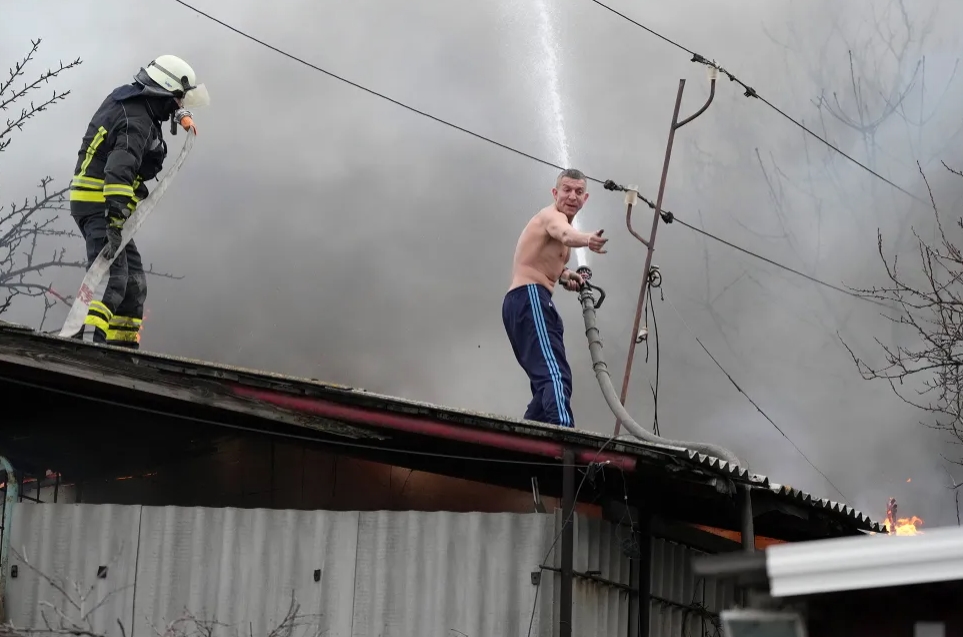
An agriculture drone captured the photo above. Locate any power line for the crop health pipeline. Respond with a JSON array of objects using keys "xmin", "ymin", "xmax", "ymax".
[
  {"xmin": 175, "ymin": 0, "xmax": 856, "ymax": 509},
  {"xmin": 586, "ymin": 0, "xmax": 929, "ymax": 207},
  {"xmin": 661, "ymin": 293, "xmax": 850, "ymax": 502},
  {"xmin": 170, "ymin": 0, "xmax": 574, "ymax": 177},
  {"xmin": 670, "ymin": 216, "xmax": 892, "ymax": 309},
  {"xmin": 602, "ymin": 181, "xmax": 892, "ymax": 309},
  {"xmin": 172, "ymin": 0, "xmax": 887, "ymax": 310}
]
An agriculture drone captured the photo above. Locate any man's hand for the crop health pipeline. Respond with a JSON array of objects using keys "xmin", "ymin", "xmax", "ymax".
[
  {"xmin": 588, "ymin": 229, "xmax": 608, "ymax": 254},
  {"xmin": 561, "ymin": 269, "xmax": 584, "ymax": 292}
]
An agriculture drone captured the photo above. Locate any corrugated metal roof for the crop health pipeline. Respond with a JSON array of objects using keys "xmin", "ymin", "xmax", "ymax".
[
  {"xmin": 5, "ymin": 502, "xmax": 636, "ymax": 637},
  {"xmin": 765, "ymin": 483, "xmax": 884, "ymax": 533},
  {"xmin": 0, "ymin": 322, "xmax": 883, "ymax": 534}
]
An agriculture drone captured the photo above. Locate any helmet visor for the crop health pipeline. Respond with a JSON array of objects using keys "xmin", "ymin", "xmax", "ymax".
[{"xmin": 181, "ymin": 83, "xmax": 210, "ymax": 109}]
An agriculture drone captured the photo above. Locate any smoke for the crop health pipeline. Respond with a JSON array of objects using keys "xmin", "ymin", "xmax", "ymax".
[{"xmin": 3, "ymin": 0, "xmax": 963, "ymax": 525}]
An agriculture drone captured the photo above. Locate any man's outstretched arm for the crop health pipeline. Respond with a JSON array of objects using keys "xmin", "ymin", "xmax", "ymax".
[
  {"xmin": 545, "ymin": 210, "xmax": 609, "ymax": 254},
  {"xmin": 544, "ymin": 210, "xmax": 593, "ymax": 247}
]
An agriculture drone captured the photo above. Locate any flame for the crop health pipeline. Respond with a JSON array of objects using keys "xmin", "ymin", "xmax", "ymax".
[
  {"xmin": 883, "ymin": 497, "xmax": 924, "ymax": 535},
  {"xmin": 136, "ymin": 308, "xmax": 151, "ymax": 344}
]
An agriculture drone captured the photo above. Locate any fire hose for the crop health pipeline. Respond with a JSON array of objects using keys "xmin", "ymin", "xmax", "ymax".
[
  {"xmin": 59, "ymin": 130, "xmax": 197, "ymax": 338},
  {"xmin": 575, "ymin": 265, "xmax": 746, "ymax": 470}
]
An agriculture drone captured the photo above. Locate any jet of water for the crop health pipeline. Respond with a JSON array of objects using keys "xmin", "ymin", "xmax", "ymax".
[{"xmin": 534, "ymin": 0, "xmax": 588, "ymax": 269}]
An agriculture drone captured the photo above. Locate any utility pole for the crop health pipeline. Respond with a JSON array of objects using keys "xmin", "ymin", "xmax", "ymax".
[{"xmin": 614, "ymin": 68, "xmax": 718, "ymax": 436}]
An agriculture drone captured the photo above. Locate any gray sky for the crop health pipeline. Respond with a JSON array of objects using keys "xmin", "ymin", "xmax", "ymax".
[{"xmin": 3, "ymin": 0, "xmax": 963, "ymax": 527}]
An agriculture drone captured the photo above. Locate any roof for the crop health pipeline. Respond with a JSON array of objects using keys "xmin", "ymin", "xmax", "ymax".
[
  {"xmin": 0, "ymin": 320, "xmax": 884, "ymax": 536},
  {"xmin": 765, "ymin": 525, "xmax": 963, "ymax": 597},
  {"xmin": 693, "ymin": 524, "xmax": 963, "ymax": 598}
]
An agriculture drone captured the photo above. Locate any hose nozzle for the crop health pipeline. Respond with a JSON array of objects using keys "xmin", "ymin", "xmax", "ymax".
[{"xmin": 575, "ymin": 266, "xmax": 606, "ymax": 309}]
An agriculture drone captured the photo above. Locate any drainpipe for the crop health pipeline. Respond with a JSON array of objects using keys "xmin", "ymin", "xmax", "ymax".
[
  {"xmin": 560, "ymin": 448, "xmax": 575, "ymax": 637},
  {"xmin": 0, "ymin": 455, "xmax": 19, "ymax": 623},
  {"xmin": 230, "ymin": 385, "xmax": 639, "ymax": 471}
]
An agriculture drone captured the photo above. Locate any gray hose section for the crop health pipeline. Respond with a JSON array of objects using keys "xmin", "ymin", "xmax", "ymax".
[{"xmin": 580, "ymin": 288, "xmax": 747, "ymax": 470}]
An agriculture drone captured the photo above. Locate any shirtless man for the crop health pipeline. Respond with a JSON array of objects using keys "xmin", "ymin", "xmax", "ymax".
[{"xmin": 502, "ymin": 168, "xmax": 609, "ymax": 427}]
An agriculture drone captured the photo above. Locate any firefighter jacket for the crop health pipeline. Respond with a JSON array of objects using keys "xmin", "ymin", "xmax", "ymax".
[{"xmin": 69, "ymin": 84, "xmax": 175, "ymax": 219}]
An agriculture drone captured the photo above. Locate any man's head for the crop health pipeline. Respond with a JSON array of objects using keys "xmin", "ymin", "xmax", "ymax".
[{"xmin": 552, "ymin": 168, "xmax": 589, "ymax": 218}]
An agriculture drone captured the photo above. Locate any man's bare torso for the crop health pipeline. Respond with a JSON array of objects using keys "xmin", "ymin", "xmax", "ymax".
[{"xmin": 509, "ymin": 205, "xmax": 571, "ymax": 292}]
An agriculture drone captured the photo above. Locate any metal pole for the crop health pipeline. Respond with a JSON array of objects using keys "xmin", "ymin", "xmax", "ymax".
[
  {"xmin": 560, "ymin": 448, "xmax": 575, "ymax": 637},
  {"xmin": 615, "ymin": 73, "xmax": 717, "ymax": 436},
  {"xmin": 0, "ymin": 456, "xmax": 20, "ymax": 623},
  {"xmin": 740, "ymin": 486, "xmax": 755, "ymax": 552}
]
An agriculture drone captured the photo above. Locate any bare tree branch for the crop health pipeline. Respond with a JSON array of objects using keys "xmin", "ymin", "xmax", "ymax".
[
  {"xmin": 0, "ymin": 38, "xmax": 82, "ymax": 154},
  {"xmin": 842, "ymin": 162, "xmax": 963, "ymax": 452},
  {"xmin": 6, "ymin": 547, "xmax": 326, "ymax": 637}
]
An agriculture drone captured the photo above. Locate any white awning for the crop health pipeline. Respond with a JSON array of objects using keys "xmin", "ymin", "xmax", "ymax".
[{"xmin": 766, "ymin": 525, "xmax": 963, "ymax": 597}]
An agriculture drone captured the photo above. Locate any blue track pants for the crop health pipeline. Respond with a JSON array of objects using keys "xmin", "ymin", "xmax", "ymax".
[{"xmin": 502, "ymin": 283, "xmax": 574, "ymax": 427}]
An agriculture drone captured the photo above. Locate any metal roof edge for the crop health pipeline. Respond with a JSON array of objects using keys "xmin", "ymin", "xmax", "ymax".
[
  {"xmin": 766, "ymin": 524, "xmax": 963, "ymax": 597},
  {"xmin": 0, "ymin": 322, "xmax": 884, "ymax": 533}
]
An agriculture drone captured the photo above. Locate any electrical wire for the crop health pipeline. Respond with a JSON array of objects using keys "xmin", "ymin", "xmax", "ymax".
[
  {"xmin": 585, "ymin": 0, "xmax": 929, "ymax": 207},
  {"xmin": 644, "ymin": 284, "xmax": 662, "ymax": 436},
  {"xmin": 660, "ymin": 293, "xmax": 850, "ymax": 502},
  {"xmin": 669, "ymin": 215, "xmax": 893, "ymax": 309},
  {"xmin": 171, "ymin": 0, "xmax": 890, "ymax": 312},
  {"xmin": 0, "ymin": 374, "xmax": 595, "ymax": 469},
  {"xmin": 601, "ymin": 179, "xmax": 893, "ymax": 310},
  {"xmin": 170, "ymin": 0, "xmax": 574, "ymax": 177},
  {"xmin": 170, "ymin": 0, "xmax": 886, "ymax": 507}
]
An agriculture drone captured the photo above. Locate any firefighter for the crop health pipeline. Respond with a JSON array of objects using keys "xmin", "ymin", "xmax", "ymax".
[{"xmin": 68, "ymin": 55, "xmax": 208, "ymax": 348}]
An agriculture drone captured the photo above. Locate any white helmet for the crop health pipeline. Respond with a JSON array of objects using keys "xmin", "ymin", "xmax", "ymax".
[{"xmin": 140, "ymin": 55, "xmax": 210, "ymax": 108}]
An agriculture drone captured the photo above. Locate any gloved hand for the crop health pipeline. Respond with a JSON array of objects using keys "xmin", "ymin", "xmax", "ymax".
[
  {"xmin": 104, "ymin": 200, "xmax": 128, "ymax": 259},
  {"xmin": 173, "ymin": 108, "xmax": 197, "ymax": 135}
]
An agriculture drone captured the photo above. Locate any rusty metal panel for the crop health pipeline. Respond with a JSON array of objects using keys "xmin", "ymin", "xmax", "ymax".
[
  {"xmin": 5, "ymin": 502, "xmax": 141, "ymax": 636},
  {"xmin": 649, "ymin": 537, "xmax": 740, "ymax": 637}
]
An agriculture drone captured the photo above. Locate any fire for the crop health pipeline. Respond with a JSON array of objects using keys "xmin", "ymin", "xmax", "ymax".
[
  {"xmin": 136, "ymin": 307, "xmax": 151, "ymax": 344},
  {"xmin": 884, "ymin": 497, "xmax": 924, "ymax": 535}
]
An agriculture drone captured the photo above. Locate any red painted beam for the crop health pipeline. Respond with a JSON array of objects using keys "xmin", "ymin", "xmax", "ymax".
[{"xmin": 231, "ymin": 385, "xmax": 637, "ymax": 471}]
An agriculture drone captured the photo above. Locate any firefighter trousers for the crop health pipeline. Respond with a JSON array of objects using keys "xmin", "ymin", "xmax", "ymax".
[{"xmin": 70, "ymin": 211, "xmax": 147, "ymax": 349}]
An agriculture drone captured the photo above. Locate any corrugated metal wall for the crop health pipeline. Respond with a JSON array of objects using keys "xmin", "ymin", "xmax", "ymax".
[
  {"xmin": 649, "ymin": 537, "xmax": 741, "ymax": 637},
  {"xmin": 4, "ymin": 503, "xmax": 636, "ymax": 637}
]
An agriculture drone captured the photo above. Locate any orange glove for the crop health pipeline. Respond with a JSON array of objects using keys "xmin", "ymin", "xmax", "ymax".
[{"xmin": 174, "ymin": 109, "xmax": 198, "ymax": 135}]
